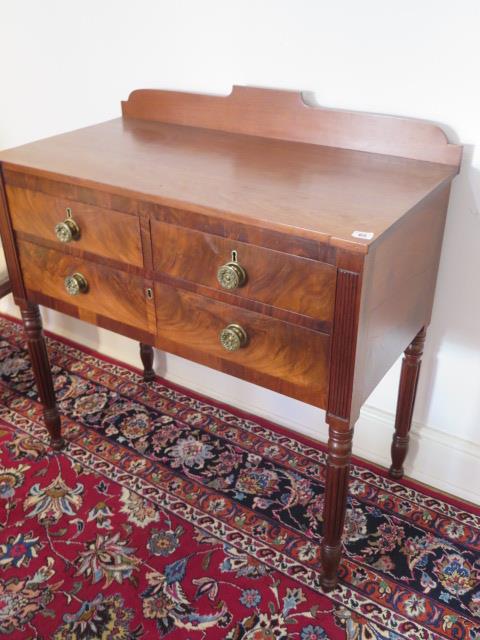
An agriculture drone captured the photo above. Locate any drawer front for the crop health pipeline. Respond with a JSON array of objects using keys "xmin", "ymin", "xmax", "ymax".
[
  {"xmin": 18, "ymin": 241, "xmax": 153, "ymax": 332},
  {"xmin": 152, "ymin": 220, "xmax": 336, "ymax": 324},
  {"xmin": 7, "ymin": 186, "xmax": 143, "ymax": 267},
  {"xmin": 154, "ymin": 282, "xmax": 330, "ymax": 408}
]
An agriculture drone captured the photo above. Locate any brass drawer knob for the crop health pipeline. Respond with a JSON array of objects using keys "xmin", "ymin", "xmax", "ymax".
[
  {"xmin": 64, "ymin": 273, "xmax": 88, "ymax": 296},
  {"xmin": 54, "ymin": 208, "xmax": 80, "ymax": 243},
  {"xmin": 220, "ymin": 323, "xmax": 248, "ymax": 352},
  {"xmin": 217, "ymin": 250, "xmax": 246, "ymax": 290}
]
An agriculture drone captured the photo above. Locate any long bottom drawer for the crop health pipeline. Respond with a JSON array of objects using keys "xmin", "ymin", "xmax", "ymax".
[{"xmin": 154, "ymin": 282, "xmax": 330, "ymax": 408}]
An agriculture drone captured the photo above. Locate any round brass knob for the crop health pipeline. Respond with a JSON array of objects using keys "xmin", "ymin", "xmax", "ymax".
[
  {"xmin": 54, "ymin": 210, "xmax": 80, "ymax": 243},
  {"xmin": 219, "ymin": 324, "xmax": 248, "ymax": 352},
  {"xmin": 64, "ymin": 273, "xmax": 88, "ymax": 296},
  {"xmin": 217, "ymin": 261, "xmax": 246, "ymax": 290}
]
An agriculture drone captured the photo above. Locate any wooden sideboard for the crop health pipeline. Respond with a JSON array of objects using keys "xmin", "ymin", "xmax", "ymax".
[{"xmin": 0, "ymin": 87, "xmax": 461, "ymax": 590}]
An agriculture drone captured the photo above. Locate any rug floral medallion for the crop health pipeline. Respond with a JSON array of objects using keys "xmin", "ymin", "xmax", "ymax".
[{"xmin": 0, "ymin": 316, "xmax": 478, "ymax": 640}]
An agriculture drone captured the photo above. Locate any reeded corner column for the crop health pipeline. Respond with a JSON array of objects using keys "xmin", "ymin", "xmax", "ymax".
[{"xmin": 320, "ymin": 415, "xmax": 354, "ymax": 591}]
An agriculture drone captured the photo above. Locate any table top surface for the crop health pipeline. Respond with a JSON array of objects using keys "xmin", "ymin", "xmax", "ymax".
[{"xmin": 0, "ymin": 115, "xmax": 456, "ymax": 252}]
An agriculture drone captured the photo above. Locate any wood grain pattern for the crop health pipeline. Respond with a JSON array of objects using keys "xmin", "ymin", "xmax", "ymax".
[
  {"xmin": 5, "ymin": 170, "xmax": 337, "ymax": 263},
  {"xmin": 154, "ymin": 282, "xmax": 330, "ymax": 408},
  {"xmin": 146, "ymin": 201, "xmax": 336, "ymax": 263},
  {"xmin": 7, "ymin": 186, "xmax": 143, "ymax": 267},
  {"xmin": 17, "ymin": 241, "xmax": 154, "ymax": 333},
  {"xmin": 350, "ymin": 184, "xmax": 451, "ymax": 419},
  {"xmin": 153, "ymin": 272, "xmax": 329, "ymax": 333},
  {"xmin": 4, "ymin": 169, "xmax": 138, "ymax": 215},
  {"xmin": 24, "ymin": 289, "xmax": 155, "ymax": 345},
  {"xmin": 14, "ymin": 231, "xmax": 145, "ymax": 276},
  {"xmin": 0, "ymin": 118, "xmax": 458, "ymax": 252},
  {"xmin": 122, "ymin": 86, "xmax": 462, "ymax": 165},
  {"xmin": 152, "ymin": 220, "xmax": 336, "ymax": 324}
]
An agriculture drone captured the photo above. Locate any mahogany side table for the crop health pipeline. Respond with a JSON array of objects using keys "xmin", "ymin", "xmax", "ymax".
[{"xmin": 0, "ymin": 87, "xmax": 461, "ymax": 589}]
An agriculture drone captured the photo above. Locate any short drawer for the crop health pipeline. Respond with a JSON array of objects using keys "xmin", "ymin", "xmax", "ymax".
[
  {"xmin": 154, "ymin": 282, "xmax": 330, "ymax": 408},
  {"xmin": 151, "ymin": 220, "xmax": 336, "ymax": 325},
  {"xmin": 7, "ymin": 186, "xmax": 143, "ymax": 267},
  {"xmin": 17, "ymin": 241, "xmax": 153, "ymax": 332}
]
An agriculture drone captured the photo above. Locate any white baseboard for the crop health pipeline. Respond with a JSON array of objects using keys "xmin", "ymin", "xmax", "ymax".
[{"xmin": 355, "ymin": 405, "xmax": 480, "ymax": 505}]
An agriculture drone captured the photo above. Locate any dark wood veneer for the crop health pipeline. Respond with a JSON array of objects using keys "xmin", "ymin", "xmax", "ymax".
[
  {"xmin": 17, "ymin": 241, "xmax": 155, "ymax": 333},
  {"xmin": 25, "ymin": 289, "xmax": 156, "ymax": 345},
  {"xmin": 7, "ymin": 186, "xmax": 143, "ymax": 267},
  {"xmin": 144, "ymin": 201, "xmax": 338, "ymax": 263},
  {"xmin": 0, "ymin": 86, "xmax": 461, "ymax": 591},
  {"xmin": 154, "ymin": 270, "xmax": 331, "ymax": 333},
  {"xmin": 4, "ymin": 169, "xmax": 139, "ymax": 216},
  {"xmin": 154, "ymin": 282, "xmax": 330, "ymax": 408},
  {"xmin": 151, "ymin": 219, "xmax": 336, "ymax": 323}
]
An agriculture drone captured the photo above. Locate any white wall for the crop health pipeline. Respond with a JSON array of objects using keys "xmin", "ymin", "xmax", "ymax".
[{"xmin": 1, "ymin": 0, "xmax": 479, "ymax": 503}]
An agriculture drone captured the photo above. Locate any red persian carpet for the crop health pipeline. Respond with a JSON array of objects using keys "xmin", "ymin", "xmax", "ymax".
[{"xmin": 0, "ymin": 315, "xmax": 478, "ymax": 640}]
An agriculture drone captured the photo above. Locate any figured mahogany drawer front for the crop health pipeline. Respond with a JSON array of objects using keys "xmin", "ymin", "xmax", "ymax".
[
  {"xmin": 7, "ymin": 186, "xmax": 143, "ymax": 267},
  {"xmin": 17, "ymin": 241, "xmax": 152, "ymax": 332},
  {"xmin": 151, "ymin": 220, "xmax": 336, "ymax": 324},
  {"xmin": 154, "ymin": 282, "xmax": 330, "ymax": 408}
]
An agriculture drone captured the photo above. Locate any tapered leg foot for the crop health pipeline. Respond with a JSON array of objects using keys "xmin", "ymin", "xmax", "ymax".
[
  {"xmin": 320, "ymin": 418, "xmax": 354, "ymax": 591},
  {"xmin": 140, "ymin": 342, "xmax": 155, "ymax": 382},
  {"xmin": 21, "ymin": 305, "xmax": 64, "ymax": 450},
  {"xmin": 389, "ymin": 327, "xmax": 426, "ymax": 479},
  {"xmin": 389, "ymin": 458, "xmax": 406, "ymax": 480},
  {"xmin": 321, "ymin": 543, "xmax": 342, "ymax": 592}
]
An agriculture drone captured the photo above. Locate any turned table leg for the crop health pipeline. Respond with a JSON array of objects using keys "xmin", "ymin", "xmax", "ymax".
[
  {"xmin": 389, "ymin": 327, "xmax": 426, "ymax": 479},
  {"xmin": 320, "ymin": 416, "xmax": 354, "ymax": 591},
  {"xmin": 21, "ymin": 304, "xmax": 64, "ymax": 450},
  {"xmin": 139, "ymin": 342, "xmax": 155, "ymax": 382}
]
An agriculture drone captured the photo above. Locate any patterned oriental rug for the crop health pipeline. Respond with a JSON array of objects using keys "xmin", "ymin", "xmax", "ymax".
[{"xmin": 0, "ymin": 315, "xmax": 478, "ymax": 640}]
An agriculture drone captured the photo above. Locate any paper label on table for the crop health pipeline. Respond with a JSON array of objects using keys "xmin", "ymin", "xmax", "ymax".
[{"xmin": 352, "ymin": 230, "xmax": 374, "ymax": 240}]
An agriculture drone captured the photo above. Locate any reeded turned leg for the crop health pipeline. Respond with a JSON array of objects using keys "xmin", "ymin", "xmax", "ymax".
[
  {"xmin": 389, "ymin": 327, "xmax": 426, "ymax": 479},
  {"xmin": 139, "ymin": 342, "xmax": 155, "ymax": 382},
  {"xmin": 320, "ymin": 417, "xmax": 354, "ymax": 591},
  {"xmin": 21, "ymin": 304, "xmax": 64, "ymax": 450}
]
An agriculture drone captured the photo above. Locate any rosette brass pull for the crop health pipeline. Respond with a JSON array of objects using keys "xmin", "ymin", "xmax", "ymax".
[
  {"xmin": 219, "ymin": 323, "xmax": 248, "ymax": 352},
  {"xmin": 54, "ymin": 207, "xmax": 80, "ymax": 243},
  {"xmin": 64, "ymin": 273, "xmax": 88, "ymax": 296},
  {"xmin": 217, "ymin": 250, "xmax": 246, "ymax": 290}
]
